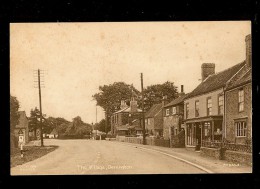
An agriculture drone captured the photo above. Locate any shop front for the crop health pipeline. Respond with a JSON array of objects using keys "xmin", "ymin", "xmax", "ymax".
[{"xmin": 185, "ymin": 116, "xmax": 223, "ymax": 150}]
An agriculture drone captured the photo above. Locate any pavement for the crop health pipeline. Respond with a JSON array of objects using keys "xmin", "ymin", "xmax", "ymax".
[
  {"xmin": 111, "ymin": 140, "xmax": 252, "ymax": 174},
  {"xmin": 11, "ymin": 139, "xmax": 252, "ymax": 175}
]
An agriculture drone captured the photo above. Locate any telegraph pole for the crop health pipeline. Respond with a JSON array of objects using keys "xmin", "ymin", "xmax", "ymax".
[
  {"xmin": 105, "ymin": 107, "xmax": 108, "ymax": 135},
  {"xmin": 38, "ymin": 69, "xmax": 44, "ymax": 147},
  {"xmin": 141, "ymin": 73, "xmax": 146, "ymax": 145}
]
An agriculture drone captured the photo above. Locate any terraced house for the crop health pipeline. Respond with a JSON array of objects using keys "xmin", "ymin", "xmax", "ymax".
[
  {"xmin": 163, "ymin": 85, "xmax": 187, "ymax": 147},
  {"xmin": 145, "ymin": 103, "xmax": 164, "ymax": 137},
  {"xmin": 224, "ymin": 34, "xmax": 252, "ymax": 147},
  {"xmin": 184, "ymin": 34, "xmax": 251, "ymax": 151}
]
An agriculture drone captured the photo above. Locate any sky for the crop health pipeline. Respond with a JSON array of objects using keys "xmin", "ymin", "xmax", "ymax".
[{"xmin": 10, "ymin": 21, "xmax": 251, "ymax": 124}]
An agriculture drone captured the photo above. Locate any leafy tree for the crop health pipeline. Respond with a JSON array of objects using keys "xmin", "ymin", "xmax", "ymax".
[
  {"xmin": 10, "ymin": 95, "xmax": 20, "ymax": 151},
  {"xmin": 28, "ymin": 107, "xmax": 41, "ymax": 138},
  {"xmin": 143, "ymin": 81, "xmax": 178, "ymax": 111},
  {"xmin": 96, "ymin": 119, "xmax": 106, "ymax": 132},
  {"xmin": 56, "ymin": 123, "xmax": 69, "ymax": 135},
  {"xmin": 65, "ymin": 116, "xmax": 92, "ymax": 136},
  {"xmin": 10, "ymin": 96, "xmax": 20, "ymax": 132},
  {"xmin": 92, "ymin": 82, "xmax": 140, "ymax": 116}
]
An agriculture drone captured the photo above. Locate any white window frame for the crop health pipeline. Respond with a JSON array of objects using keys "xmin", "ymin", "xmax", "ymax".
[
  {"xmin": 147, "ymin": 118, "xmax": 151, "ymax": 125},
  {"xmin": 218, "ymin": 94, "xmax": 224, "ymax": 115},
  {"xmin": 238, "ymin": 89, "xmax": 244, "ymax": 112},
  {"xmin": 207, "ymin": 97, "xmax": 212, "ymax": 116},
  {"xmin": 166, "ymin": 109, "xmax": 170, "ymax": 116},
  {"xmin": 235, "ymin": 121, "xmax": 247, "ymax": 137},
  {"xmin": 195, "ymin": 100, "xmax": 199, "ymax": 117},
  {"xmin": 172, "ymin": 107, "xmax": 176, "ymax": 115},
  {"xmin": 186, "ymin": 103, "xmax": 189, "ymax": 118}
]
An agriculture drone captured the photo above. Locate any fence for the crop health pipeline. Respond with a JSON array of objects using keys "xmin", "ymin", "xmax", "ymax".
[
  {"xmin": 202, "ymin": 140, "xmax": 252, "ymax": 153},
  {"xmin": 116, "ymin": 136, "xmax": 170, "ymax": 148}
]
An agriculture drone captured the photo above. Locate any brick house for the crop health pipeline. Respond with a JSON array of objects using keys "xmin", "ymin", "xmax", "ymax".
[
  {"xmin": 14, "ymin": 111, "xmax": 29, "ymax": 144},
  {"xmin": 111, "ymin": 96, "xmax": 143, "ymax": 136},
  {"xmin": 163, "ymin": 86, "xmax": 187, "ymax": 147},
  {"xmin": 145, "ymin": 103, "xmax": 163, "ymax": 137},
  {"xmin": 224, "ymin": 34, "xmax": 252, "ymax": 145},
  {"xmin": 184, "ymin": 61, "xmax": 245, "ymax": 150}
]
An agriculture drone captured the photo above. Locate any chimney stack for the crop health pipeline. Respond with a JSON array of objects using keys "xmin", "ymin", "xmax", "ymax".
[
  {"xmin": 130, "ymin": 97, "xmax": 138, "ymax": 112},
  {"xmin": 245, "ymin": 34, "xmax": 252, "ymax": 68},
  {"xmin": 120, "ymin": 100, "xmax": 128, "ymax": 110},
  {"xmin": 201, "ymin": 63, "xmax": 215, "ymax": 82},
  {"xmin": 179, "ymin": 85, "xmax": 185, "ymax": 96}
]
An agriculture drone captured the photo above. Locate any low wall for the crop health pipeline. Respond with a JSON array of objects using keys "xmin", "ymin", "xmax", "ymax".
[
  {"xmin": 116, "ymin": 136, "xmax": 170, "ymax": 147},
  {"xmin": 200, "ymin": 147, "xmax": 223, "ymax": 159},
  {"xmin": 116, "ymin": 136, "xmax": 126, "ymax": 142},
  {"xmin": 224, "ymin": 150, "xmax": 252, "ymax": 166},
  {"xmin": 200, "ymin": 147, "xmax": 252, "ymax": 166}
]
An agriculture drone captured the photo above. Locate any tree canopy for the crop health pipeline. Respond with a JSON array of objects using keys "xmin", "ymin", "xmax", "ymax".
[
  {"xmin": 92, "ymin": 82, "xmax": 140, "ymax": 116},
  {"xmin": 143, "ymin": 81, "xmax": 178, "ymax": 110},
  {"xmin": 92, "ymin": 81, "xmax": 179, "ymax": 113},
  {"xmin": 10, "ymin": 95, "xmax": 20, "ymax": 131}
]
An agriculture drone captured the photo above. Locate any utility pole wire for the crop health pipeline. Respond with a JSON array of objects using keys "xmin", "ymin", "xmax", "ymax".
[
  {"xmin": 141, "ymin": 73, "xmax": 146, "ymax": 145},
  {"xmin": 37, "ymin": 69, "xmax": 44, "ymax": 147}
]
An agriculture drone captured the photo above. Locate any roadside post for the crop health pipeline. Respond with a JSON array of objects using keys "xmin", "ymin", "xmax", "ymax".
[{"xmin": 18, "ymin": 129, "xmax": 24, "ymax": 158}]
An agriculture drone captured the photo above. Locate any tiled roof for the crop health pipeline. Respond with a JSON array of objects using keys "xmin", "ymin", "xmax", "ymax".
[
  {"xmin": 113, "ymin": 106, "xmax": 143, "ymax": 114},
  {"xmin": 226, "ymin": 67, "xmax": 251, "ymax": 90},
  {"xmin": 187, "ymin": 61, "xmax": 245, "ymax": 99},
  {"xmin": 145, "ymin": 103, "xmax": 163, "ymax": 118},
  {"xmin": 164, "ymin": 94, "xmax": 189, "ymax": 108}
]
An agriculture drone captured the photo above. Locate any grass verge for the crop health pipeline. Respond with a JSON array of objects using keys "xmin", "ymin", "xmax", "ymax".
[{"xmin": 11, "ymin": 145, "xmax": 58, "ymax": 168}]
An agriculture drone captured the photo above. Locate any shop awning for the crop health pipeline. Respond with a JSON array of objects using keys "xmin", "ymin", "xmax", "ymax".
[{"xmin": 185, "ymin": 115, "xmax": 223, "ymax": 124}]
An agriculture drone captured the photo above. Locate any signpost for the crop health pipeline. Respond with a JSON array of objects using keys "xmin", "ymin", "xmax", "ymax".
[{"xmin": 18, "ymin": 129, "xmax": 24, "ymax": 157}]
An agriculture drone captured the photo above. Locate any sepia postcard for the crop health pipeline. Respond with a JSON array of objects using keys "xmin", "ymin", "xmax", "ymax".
[{"xmin": 10, "ymin": 21, "xmax": 252, "ymax": 175}]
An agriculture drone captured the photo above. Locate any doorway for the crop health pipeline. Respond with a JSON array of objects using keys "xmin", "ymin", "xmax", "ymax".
[{"xmin": 195, "ymin": 123, "xmax": 201, "ymax": 151}]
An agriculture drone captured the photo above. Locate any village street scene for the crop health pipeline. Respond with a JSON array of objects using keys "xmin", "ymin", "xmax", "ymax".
[{"xmin": 10, "ymin": 22, "xmax": 252, "ymax": 175}]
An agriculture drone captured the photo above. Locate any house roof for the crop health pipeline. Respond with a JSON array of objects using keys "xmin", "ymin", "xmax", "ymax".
[
  {"xmin": 187, "ymin": 61, "xmax": 245, "ymax": 99},
  {"xmin": 226, "ymin": 67, "xmax": 251, "ymax": 90},
  {"xmin": 145, "ymin": 103, "xmax": 163, "ymax": 118},
  {"xmin": 164, "ymin": 94, "xmax": 189, "ymax": 108},
  {"xmin": 15, "ymin": 111, "xmax": 28, "ymax": 129},
  {"xmin": 113, "ymin": 106, "xmax": 143, "ymax": 114}
]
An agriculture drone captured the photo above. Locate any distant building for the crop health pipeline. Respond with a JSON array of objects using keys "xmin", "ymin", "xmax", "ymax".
[
  {"xmin": 111, "ymin": 96, "xmax": 143, "ymax": 136},
  {"xmin": 163, "ymin": 85, "xmax": 187, "ymax": 147},
  {"xmin": 145, "ymin": 103, "xmax": 164, "ymax": 137},
  {"xmin": 49, "ymin": 128, "xmax": 59, "ymax": 138},
  {"xmin": 14, "ymin": 111, "xmax": 29, "ymax": 144},
  {"xmin": 224, "ymin": 34, "xmax": 252, "ymax": 145}
]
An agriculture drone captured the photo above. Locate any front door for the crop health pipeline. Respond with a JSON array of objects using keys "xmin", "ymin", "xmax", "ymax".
[{"xmin": 196, "ymin": 123, "xmax": 201, "ymax": 150}]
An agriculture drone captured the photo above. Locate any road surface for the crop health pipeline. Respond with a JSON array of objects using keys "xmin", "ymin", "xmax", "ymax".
[{"xmin": 11, "ymin": 139, "xmax": 205, "ymax": 175}]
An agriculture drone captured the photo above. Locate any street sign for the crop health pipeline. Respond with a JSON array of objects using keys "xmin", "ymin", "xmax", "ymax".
[
  {"xmin": 19, "ymin": 135, "xmax": 24, "ymax": 143},
  {"xmin": 18, "ymin": 129, "xmax": 23, "ymax": 135}
]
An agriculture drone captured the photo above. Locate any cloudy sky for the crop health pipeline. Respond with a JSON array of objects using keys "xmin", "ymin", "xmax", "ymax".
[{"xmin": 10, "ymin": 21, "xmax": 251, "ymax": 123}]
